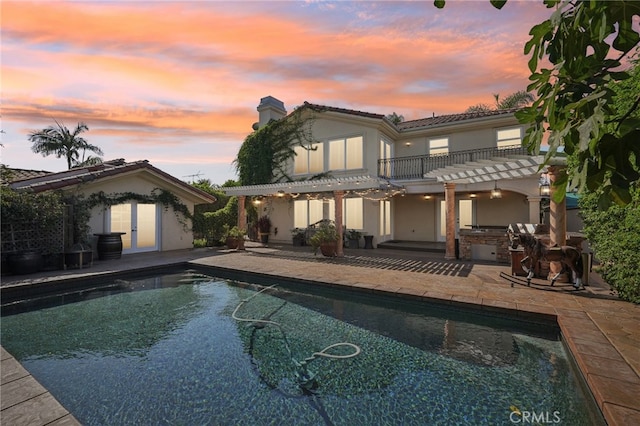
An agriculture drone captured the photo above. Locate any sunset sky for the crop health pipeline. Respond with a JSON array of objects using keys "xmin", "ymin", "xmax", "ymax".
[{"xmin": 1, "ymin": 0, "xmax": 553, "ymax": 185}]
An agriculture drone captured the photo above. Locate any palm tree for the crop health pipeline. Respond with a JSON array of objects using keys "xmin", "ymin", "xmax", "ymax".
[
  {"xmin": 386, "ymin": 112, "xmax": 405, "ymax": 125},
  {"xmin": 28, "ymin": 120, "xmax": 103, "ymax": 169},
  {"xmin": 465, "ymin": 91, "xmax": 534, "ymax": 113}
]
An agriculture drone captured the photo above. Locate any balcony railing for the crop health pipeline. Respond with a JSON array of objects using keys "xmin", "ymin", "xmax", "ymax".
[{"xmin": 377, "ymin": 145, "xmax": 530, "ymax": 180}]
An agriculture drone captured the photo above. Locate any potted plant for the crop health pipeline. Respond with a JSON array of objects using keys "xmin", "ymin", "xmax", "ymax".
[
  {"xmin": 291, "ymin": 228, "xmax": 306, "ymax": 246},
  {"xmin": 346, "ymin": 229, "xmax": 362, "ymax": 249},
  {"xmin": 309, "ymin": 221, "xmax": 340, "ymax": 257},
  {"xmin": 221, "ymin": 225, "xmax": 246, "ymax": 250},
  {"xmin": 257, "ymin": 215, "xmax": 272, "ymax": 245}
]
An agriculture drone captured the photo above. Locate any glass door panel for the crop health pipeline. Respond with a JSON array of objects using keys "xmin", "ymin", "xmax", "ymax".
[
  {"xmin": 136, "ymin": 204, "xmax": 156, "ymax": 248},
  {"xmin": 110, "ymin": 204, "xmax": 132, "ymax": 249}
]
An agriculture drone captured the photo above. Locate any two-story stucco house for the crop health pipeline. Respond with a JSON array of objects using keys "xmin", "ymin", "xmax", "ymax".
[{"xmin": 225, "ymin": 96, "xmax": 551, "ymax": 262}]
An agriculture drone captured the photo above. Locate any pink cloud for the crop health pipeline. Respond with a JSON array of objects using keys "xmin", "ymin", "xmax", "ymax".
[{"xmin": 1, "ymin": 0, "xmax": 554, "ymax": 183}]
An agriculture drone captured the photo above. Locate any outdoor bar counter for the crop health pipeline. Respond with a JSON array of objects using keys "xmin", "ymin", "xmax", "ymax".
[{"xmin": 458, "ymin": 227, "xmax": 510, "ymax": 263}]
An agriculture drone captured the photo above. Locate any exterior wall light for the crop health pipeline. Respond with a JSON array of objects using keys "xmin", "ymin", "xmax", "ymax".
[
  {"xmin": 539, "ymin": 172, "xmax": 551, "ymax": 197},
  {"xmin": 423, "ymin": 194, "xmax": 432, "ymax": 200},
  {"xmin": 277, "ymin": 190, "xmax": 285, "ymax": 197},
  {"xmin": 469, "ymin": 193, "xmax": 477, "ymax": 198},
  {"xmin": 490, "ymin": 181, "xmax": 502, "ymax": 199}
]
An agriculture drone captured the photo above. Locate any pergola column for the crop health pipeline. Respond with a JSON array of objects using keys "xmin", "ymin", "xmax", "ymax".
[
  {"xmin": 444, "ymin": 182, "xmax": 456, "ymax": 260},
  {"xmin": 548, "ymin": 166, "xmax": 566, "ymax": 246},
  {"xmin": 237, "ymin": 196, "xmax": 247, "ymax": 232},
  {"xmin": 334, "ymin": 190, "xmax": 344, "ymax": 257},
  {"xmin": 527, "ymin": 196, "xmax": 543, "ymax": 224}
]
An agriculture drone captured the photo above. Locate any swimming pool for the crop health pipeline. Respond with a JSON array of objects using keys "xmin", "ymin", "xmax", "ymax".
[{"xmin": 1, "ymin": 269, "xmax": 603, "ymax": 425}]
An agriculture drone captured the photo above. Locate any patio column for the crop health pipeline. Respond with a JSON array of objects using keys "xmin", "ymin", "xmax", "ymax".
[
  {"xmin": 238, "ymin": 196, "xmax": 247, "ymax": 232},
  {"xmin": 527, "ymin": 196, "xmax": 543, "ymax": 224},
  {"xmin": 334, "ymin": 190, "xmax": 345, "ymax": 257},
  {"xmin": 548, "ymin": 166, "xmax": 566, "ymax": 246},
  {"xmin": 444, "ymin": 182, "xmax": 456, "ymax": 260}
]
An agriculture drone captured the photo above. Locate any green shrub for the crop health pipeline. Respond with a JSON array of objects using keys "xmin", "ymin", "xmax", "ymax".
[
  {"xmin": 580, "ymin": 187, "xmax": 640, "ymax": 303},
  {"xmin": 193, "ymin": 238, "xmax": 208, "ymax": 248},
  {"xmin": 1, "ymin": 187, "xmax": 65, "ymax": 253},
  {"xmin": 201, "ymin": 196, "xmax": 238, "ymax": 246}
]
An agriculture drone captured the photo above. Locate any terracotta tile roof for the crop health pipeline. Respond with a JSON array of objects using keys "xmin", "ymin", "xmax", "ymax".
[
  {"xmin": 7, "ymin": 159, "xmax": 216, "ymax": 203},
  {"xmin": 1, "ymin": 168, "xmax": 52, "ymax": 185},
  {"xmin": 301, "ymin": 102, "xmax": 387, "ymax": 121},
  {"xmin": 300, "ymin": 101, "xmax": 519, "ymax": 131},
  {"xmin": 397, "ymin": 108, "xmax": 520, "ymax": 130}
]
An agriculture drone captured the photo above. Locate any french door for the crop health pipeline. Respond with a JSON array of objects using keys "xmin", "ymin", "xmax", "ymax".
[
  {"xmin": 437, "ymin": 199, "xmax": 474, "ymax": 241},
  {"xmin": 109, "ymin": 202, "xmax": 158, "ymax": 253}
]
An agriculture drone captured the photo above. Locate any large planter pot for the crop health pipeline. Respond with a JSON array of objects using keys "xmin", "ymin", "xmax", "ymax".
[
  {"xmin": 292, "ymin": 235, "xmax": 305, "ymax": 246},
  {"xmin": 225, "ymin": 237, "xmax": 245, "ymax": 250},
  {"xmin": 7, "ymin": 251, "xmax": 44, "ymax": 275},
  {"xmin": 95, "ymin": 232, "xmax": 126, "ymax": 260},
  {"xmin": 347, "ymin": 238, "xmax": 360, "ymax": 249},
  {"xmin": 259, "ymin": 233, "xmax": 269, "ymax": 245},
  {"xmin": 319, "ymin": 242, "xmax": 338, "ymax": 257}
]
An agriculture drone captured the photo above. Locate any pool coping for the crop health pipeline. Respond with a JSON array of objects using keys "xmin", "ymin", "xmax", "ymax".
[
  {"xmin": 1, "ymin": 346, "xmax": 80, "ymax": 425},
  {"xmin": 1, "ymin": 247, "xmax": 639, "ymax": 425}
]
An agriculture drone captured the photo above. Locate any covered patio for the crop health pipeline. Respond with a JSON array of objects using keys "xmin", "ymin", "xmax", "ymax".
[{"xmin": 224, "ymin": 175, "xmax": 405, "ymax": 256}]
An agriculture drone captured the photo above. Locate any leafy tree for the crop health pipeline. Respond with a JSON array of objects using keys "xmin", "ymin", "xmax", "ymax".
[
  {"xmin": 235, "ymin": 107, "xmax": 316, "ymax": 185},
  {"xmin": 28, "ymin": 120, "xmax": 103, "ymax": 170},
  {"xmin": 234, "ymin": 106, "xmax": 332, "ymax": 186},
  {"xmin": 386, "ymin": 112, "xmax": 405, "ymax": 124},
  {"xmin": 465, "ymin": 91, "xmax": 534, "ymax": 113},
  {"xmin": 221, "ymin": 179, "xmax": 239, "ymax": 188},
  {"xmin": 437, "ymin": 0, "xmax": 640, "ymax": 208}
]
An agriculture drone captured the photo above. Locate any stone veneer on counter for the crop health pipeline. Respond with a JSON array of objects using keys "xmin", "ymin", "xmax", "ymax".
[{"xmin": 458, "ymin": 229, "xmax": 510, "ymax": 263}]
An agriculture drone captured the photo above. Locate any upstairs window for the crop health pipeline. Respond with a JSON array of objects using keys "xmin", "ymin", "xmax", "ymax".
[
  {"xmin": 496, "ymin": 127, "xmax": 522, "ymax": 149},
  {"xmin": 294, "ymin": 143, "xmax": 324, "ymax": 174},
  {"xmin": 378, "ymin": 138, "xmax": 393, "ymax": 177},
  {"xmin": 429, "ymin": 137, "xmax": 449, "ymax": 155},
  {"xmin": 329, "ymin": 136, "xmax": 363, "ymax": 170}
]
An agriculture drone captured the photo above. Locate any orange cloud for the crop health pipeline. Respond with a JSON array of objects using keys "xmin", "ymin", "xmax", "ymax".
[{"xmin": 1, "ymin": 0, "xmax": 554, "ymax": 183}]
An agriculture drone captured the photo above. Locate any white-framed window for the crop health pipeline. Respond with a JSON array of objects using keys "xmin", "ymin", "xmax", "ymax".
[
  {"xmin": 329, "ymin": 136, "xmax": 363, "ymax": 170},
  {"xmin": 294, "ymin": 143, "xmax": 324, "ymax": 174},
  {"xmin": 293, "ymin": 197, "xmax": 363, "ymax": 230},
  {"xmin": 294, "ymin": 199, "xmax": 325, "ymax": 228},
  {"xmin": 378, "ymin": 138, "xmax": 393, "ymax": 177},
  {"xmin": 496, "ymin": 127, "xmax": 523, "ymax": 149},
  {"xmin": 343, "ymin": 197, "xmax": 363, "ymax": 229},
  {"xmin": 429, "ymin": 137, "xmax": 449, "ymax": 155}
]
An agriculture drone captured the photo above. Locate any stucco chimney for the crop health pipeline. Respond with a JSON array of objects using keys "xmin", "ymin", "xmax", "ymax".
[{"xmin": 256, "ymin": 96, "xmax": 287, "ymax": 128}]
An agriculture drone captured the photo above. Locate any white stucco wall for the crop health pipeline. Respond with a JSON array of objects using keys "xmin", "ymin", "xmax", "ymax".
[{"xmin": 70, "ymin": 172, "xmax": 200, "ymax": 252}]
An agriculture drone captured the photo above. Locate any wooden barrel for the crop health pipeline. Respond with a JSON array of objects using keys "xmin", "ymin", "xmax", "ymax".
[{"xmin": 96, "ymin": 233, "xmax": 124, "ymax": 260}]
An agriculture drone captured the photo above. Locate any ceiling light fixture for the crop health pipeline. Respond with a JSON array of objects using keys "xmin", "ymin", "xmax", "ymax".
[{"xmin": 490, "ymin": 181, "xmax": 502, "ymax": 199}]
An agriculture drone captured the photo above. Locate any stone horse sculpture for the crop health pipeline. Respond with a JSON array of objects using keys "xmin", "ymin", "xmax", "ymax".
[{"xmin": 509, "ymin": 233, "xmax": 584, "ymax": 290}]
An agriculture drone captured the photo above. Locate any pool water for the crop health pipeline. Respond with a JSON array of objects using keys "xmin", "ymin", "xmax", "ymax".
[{"xmin": 1, "ymin": 270, "xmax": 602, "ymax": 425}]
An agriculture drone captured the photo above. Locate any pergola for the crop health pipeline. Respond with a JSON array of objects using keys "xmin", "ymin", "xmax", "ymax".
[
  {"xmin": 427, "ymin": 155, "xmax": 569, "ymax": 259},
  {"xmin": 224, "ymin": 175, "xmax": 404, "ymax": 256}
]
